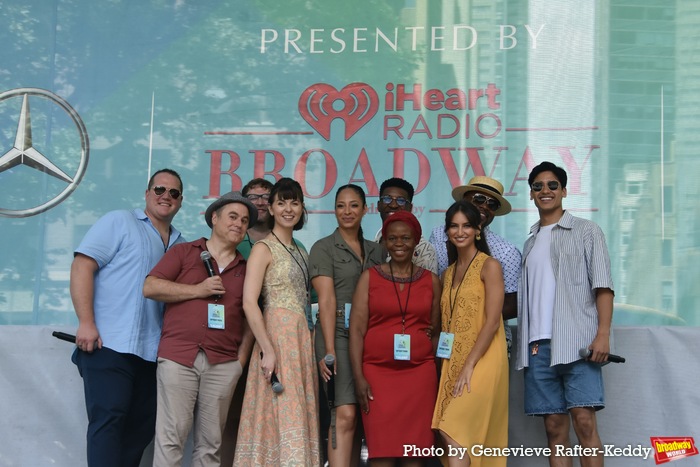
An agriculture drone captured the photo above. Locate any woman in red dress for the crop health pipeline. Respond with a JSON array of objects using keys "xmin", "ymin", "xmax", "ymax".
[{"xmin": 349, "ymin": 211, "xmax": 441, "ymax": 466}]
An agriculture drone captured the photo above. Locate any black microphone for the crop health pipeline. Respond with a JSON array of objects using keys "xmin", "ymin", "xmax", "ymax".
[
  {"xmin": 52, "ymin": 331, "xmax": 76, "ymax": 343},
  {"xmin": 270, "ymin": 372, "xmax": 284, "ymax": 394},
  {"xmin": 200, "ymin": 250, "xmax": 216, "ymax": 277},
  {"xmin": 324, "ymin": 354, "xmax": 335, "ymax": 409},
  {"xmin": 200, "ymin": 251, "xmax": 220, "ymax": 300},
  {"xmin": 260, "ymin": 352, "xmax": 284, "ymax": 393},
  {"xmin": 579, "ymin": 348, "xmax": 626, "ymax": 363}
]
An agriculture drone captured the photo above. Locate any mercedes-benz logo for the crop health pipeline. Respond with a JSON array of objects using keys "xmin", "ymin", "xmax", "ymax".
[{"xmin": 0, "ymin": 88, "xmax": 89, "ymax": 217}]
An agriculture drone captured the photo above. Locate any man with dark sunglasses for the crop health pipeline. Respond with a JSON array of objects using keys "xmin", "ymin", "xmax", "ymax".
[
  {"xmin": 428, "ymin": 175, "xmax": 522, "ymax": 358},
  {"xmin": 374, "ymin": 177, "xmax": 438, "ymax": 274},
  {"xmin": 516, "ymin": 161, "xmax": 614, "ymax": 467},
  {"xmin": 70, "ymin": 168, "xmax": 185, "ymax": 467}
]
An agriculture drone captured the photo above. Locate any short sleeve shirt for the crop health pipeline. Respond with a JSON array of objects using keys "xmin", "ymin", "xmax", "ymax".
[
  {"xmin": 309, "ymin": 229, "xmax": 385, "ymax": 306},
  {"xmin": 149, "ymin": 238, "xmax": 247, "ymax": 367},
  {"xmin": 74, "ymin": 209, "xmax": 183, "ymax": 361},
  {"xmin": 516, "ymin": 211, "xmax": 614, "ymax": 369}
]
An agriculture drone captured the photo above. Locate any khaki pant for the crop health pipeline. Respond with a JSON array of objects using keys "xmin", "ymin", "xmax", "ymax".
[{"xmin": 153, "ymin": 351, "xmax": 242, "ymax": 467}]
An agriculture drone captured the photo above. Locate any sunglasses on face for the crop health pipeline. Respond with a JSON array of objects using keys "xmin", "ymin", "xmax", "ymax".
[
  {"xmin": 531, "ymin": 181, "xmax": 560, "ymax": 192},
  {"xmin": 471, "ymin": 193, "xmax": 501, "ymax": 211},
  {"xmin": 152, "ymin": 186, "xmax": 181, "ymax": 199},
  {"xmin": 246, "ymin": 194, "xmax": 270, "ymax": 202},
  {"xmin": 379, "ymin": 195, "xmax": 409, "ymax": 206}
]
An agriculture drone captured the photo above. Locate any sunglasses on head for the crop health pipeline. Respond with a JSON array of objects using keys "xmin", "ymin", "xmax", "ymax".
[
  {"xmin": 531, "ymin": 181, "xmax": 560, "ymax": 192},
  {"xmin": 152, "ymin": 186, "xmax": 181, "ymax": 199},
  {"xmin": 379, "ymin": 195, "xmax": 409, "ymax": 206},
  {"xmin": 471, "ymin": 193, "xmax": 501, "ymax": 211},
  {"xmin": 246, "ymin": 194, "xmax": 270, "ymax": 202}
]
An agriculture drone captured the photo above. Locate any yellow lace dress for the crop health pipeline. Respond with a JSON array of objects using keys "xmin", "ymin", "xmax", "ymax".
[{"xmin": 431, "ymin": 252, "xmax": 508, "ymax": 467}]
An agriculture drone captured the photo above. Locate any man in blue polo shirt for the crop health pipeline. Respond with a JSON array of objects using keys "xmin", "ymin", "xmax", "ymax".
[{"xmin": 70, "ymin": 168, "xmax": 184, "ymax": 467}]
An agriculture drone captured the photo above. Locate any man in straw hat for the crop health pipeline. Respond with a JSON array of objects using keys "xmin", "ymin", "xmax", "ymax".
[
  {"xmin": 143, "ymin": 191, "xmax": 256, "ymax": 466},
  {"xmin": 429, "ymin": 175, "xmax": 522, "ymax": 356}
]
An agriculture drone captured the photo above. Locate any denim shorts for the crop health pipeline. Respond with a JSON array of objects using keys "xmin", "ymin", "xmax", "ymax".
[{"xmin": 524, "ymin": 340, "xmax": 604, "ymax": 415}]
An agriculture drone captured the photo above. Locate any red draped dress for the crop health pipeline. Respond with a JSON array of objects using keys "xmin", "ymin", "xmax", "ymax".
[{"xmin": 361, "ymin": 265, "xmax": 437, "ymax": 458}]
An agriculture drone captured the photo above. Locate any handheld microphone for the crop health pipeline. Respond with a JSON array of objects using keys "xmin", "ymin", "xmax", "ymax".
[
  {"xmin": 260, "ymin": 352, "xmax": 284, "ymax": 393},
  {"xmin": 579, "ymin": 348, "xmax": 626, "ymax": 363},
  {"xmin": 200, "ymin": 251, "xmax": 220, "ymax": 300},
  {"xmin": 200, "ymin": 251, "xmax": 216, "ymax": 277},
  {"xmin": 52, "ymin": 331, "xmax": 76, "ymax": 343},
  {"xmin": 270, "ymin": 372, "xmax": 284, "ymax": 394},
  {"xmin": 324, "ymin": 354, "xmax": 335, "ymax": 409}
]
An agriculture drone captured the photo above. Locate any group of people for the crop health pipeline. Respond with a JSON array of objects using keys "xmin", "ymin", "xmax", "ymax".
[{"xmin": 70, "ymin": 160, "xmax": 614, "ymax": 467}]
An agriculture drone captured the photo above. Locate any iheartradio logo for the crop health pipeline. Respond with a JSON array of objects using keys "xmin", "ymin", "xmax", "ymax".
[{"xmin": 298, "ymin": 83, "xmax": 379, "ymax": 141}]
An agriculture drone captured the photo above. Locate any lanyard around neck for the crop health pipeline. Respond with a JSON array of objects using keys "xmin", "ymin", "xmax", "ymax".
[
  {"xmin": 271, "ymin": 231, "xmax": 310, "ymax": 294},
  {"xmin": 389, "ymin": 261, "xmax": 413, "ymax": 334},
  {"xmin": 447, "ymin": 250, "xmax": 478, "ymax": 330}
]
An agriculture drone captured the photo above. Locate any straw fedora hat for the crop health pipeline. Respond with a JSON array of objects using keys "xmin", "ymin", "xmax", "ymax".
[{"xmin": 450, "ymin": 176, "xmax": 511, "ymax": 216}]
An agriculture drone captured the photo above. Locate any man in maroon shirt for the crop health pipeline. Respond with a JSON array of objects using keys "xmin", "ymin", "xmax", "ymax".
[{"xmin": 143, "ymin": 191, "xmax": 256, "ymax": 466}]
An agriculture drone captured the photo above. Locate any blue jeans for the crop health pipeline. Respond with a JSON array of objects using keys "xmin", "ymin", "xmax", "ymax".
[
  {"xmin": 524, "ymin": 340, "xmax": 604, "ymax": 416},
  {"xmin": 73, "ymin": 347, "xmax": 157, "ymax": 467}
]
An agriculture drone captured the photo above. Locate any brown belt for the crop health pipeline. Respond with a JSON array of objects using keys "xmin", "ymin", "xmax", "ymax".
[{"xmin": 315, "ymin": 309, "xmax": 345, "ymax": 321}]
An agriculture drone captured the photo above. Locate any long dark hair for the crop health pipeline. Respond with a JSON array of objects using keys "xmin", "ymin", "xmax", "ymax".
[
  {"xmin": 445, "ymin": 200, "xmax": 490, "ymax": 266},
  {"xmin": 267, "ymin": 178, "xmax": 307, "ymax": 231}
]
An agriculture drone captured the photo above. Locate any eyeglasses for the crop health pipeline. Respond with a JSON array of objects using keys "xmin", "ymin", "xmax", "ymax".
[
  {"xmin": 246, "ymin": 194, "xmax": 270, "ymax": 202},
  {"xmin": 379, "ymin": 195, "xmax": 409, "ymax": 206},
  {"xmin": 531, "ymin": 181, "xmax": 560, "ymax": 192},
  {"xmin": 152, "ymin": 186, "xmax": 181, "ymax": 199},
  {"xmin": 471, "ymin": 193, "xmax": 501, "ymax": 212}
]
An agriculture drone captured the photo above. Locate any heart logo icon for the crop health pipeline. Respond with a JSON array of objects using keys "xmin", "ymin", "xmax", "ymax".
[{"xmin": 298, "ymin": 83, "xmax": 379, "ymax": 141}]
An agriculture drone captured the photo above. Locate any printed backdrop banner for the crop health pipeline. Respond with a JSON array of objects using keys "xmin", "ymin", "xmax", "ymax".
[{"xmin": 0, "ymin": 0, "xmax": 697, "ymax": 326}]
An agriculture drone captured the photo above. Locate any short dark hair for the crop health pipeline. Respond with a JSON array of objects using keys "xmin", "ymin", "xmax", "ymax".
[
  {"xmin": 379, "ymin": 177, "xmax": 415, "ymax": 201},
  {"xmin": 267, "ymin": 178, "xmax": 307, "ymax": 231},
  {"xmin": 528, "ymin": 161, "xmax": 568, "ymax": 188},
  {"xmin": 148, "ymin": 168, "xmax": 183, "ymax": 191},
  {"xmin": 242, "ymin": 178, "xmax": 273, "ymax": 196},
  {"xmin": 445, "ymin": 200, "xmax": 491, "ymax": 265}
]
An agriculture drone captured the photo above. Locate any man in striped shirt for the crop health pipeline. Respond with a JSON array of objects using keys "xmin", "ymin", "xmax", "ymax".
[{"xmin": 516, "ymin": 161, "xmax": 614, "ymax": 467}]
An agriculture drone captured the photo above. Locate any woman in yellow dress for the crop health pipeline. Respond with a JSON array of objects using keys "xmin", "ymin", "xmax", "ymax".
[{"xmin": 432, "ymin": 200, "xmax": 508, "ymax": 467}]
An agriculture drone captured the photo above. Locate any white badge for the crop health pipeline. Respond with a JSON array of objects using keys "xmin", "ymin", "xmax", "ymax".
[
  {"xmin": 305, "ymin": 293, "xmax": 313, "ymax": 330},
  {"xmin": 393, "ymin": 334, "xmax": 411, "ymax": 361},
  {"xmin": 344, "ymin": 303, "xmax": 351, "ymax": 329},
  {"xmin": 436, "ymin": 332, "xmax": 454, "ymax": 359},
  {"xmin": 311, "ymin": 303, "xmax": 319, "ymax": 326},
  {"xmin": 207, "ymin": 303, "xmax": 225, "ymax": 329}
]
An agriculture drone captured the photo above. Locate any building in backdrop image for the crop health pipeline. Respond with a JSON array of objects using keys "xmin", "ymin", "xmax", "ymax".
[{"xmin": 0, "ymin": 1, "xmax": 698, "ymax": 466}]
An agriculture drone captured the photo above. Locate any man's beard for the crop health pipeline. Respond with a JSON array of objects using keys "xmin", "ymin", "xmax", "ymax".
[{"xmin": 254, "ymin": 217, "xmax": 269, "ymax": 228}]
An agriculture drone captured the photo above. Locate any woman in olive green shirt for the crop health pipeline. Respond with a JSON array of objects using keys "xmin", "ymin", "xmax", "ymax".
[{"xmin": 309, "ymin": 184, "xmax": 385, "ymax": 466}]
